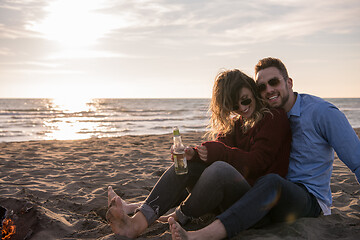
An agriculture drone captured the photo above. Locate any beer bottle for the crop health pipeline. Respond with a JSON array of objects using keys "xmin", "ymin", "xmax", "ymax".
[{"xmin": 172, "ymin": 127, "xmax": 188, "ymax": 175}]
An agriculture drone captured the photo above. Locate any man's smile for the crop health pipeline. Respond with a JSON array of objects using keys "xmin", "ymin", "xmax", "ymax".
[{"xmin": 266, "ymin": 93, "xmax": 279, "ymax": 102}]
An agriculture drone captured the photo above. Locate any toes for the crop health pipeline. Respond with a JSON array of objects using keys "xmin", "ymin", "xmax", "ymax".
[
  {"xmin": 169, "ymin": 217, "xmax": 187, "ymax": 240},
  {"xmin": 108, "ymin": 186, "xmax": 114, "ymax": 195},
  {"xmin": 108, "ymin": 186, "xmax": 114, "ymax": 196},
  {"xmin": 108, "ymin": 197, "xmax": 115, "ymax": 208},
  {"xmin": 114, "ymin": 196, "xmax": 122, "ymax": 205},
  {"xmin": 169, "ymin": 217, "xmax": 178, "ymax": 232},
  {"xmin": 168, "ymin": 216, "xmax": 176, "ymax": 225},
  {"xmin": 108, "ymin": 186, "xmax": 117, "ymax": 207},
  {"xmin": 109, "ymin": 195, "xmax": 120, "ymax": 209}
]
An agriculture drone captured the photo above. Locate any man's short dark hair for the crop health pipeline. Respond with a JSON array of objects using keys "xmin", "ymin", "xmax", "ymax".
[{"xmin": 255, "ymin": 57, "xmax": 289, "ymax": 80}]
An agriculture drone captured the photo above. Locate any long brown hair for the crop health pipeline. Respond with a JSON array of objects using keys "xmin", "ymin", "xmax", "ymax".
[{"xmin": 206, "ymin": 69, "xmax": 269, "ymax": 140}]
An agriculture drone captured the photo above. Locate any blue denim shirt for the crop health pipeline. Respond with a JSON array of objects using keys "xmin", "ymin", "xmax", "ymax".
[{"xmin": 287, "ymin": 93, "xmax": 360, "ymax": 215}]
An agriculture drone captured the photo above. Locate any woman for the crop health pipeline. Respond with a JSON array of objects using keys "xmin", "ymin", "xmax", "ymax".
[{"xmin": 106, "ymin": 69, "xmax": 291, "ymax": 238}]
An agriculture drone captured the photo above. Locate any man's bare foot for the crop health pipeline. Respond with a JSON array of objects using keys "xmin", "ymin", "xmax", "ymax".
[
  {"xmin": 169, "ymin": 217, "xmax": 226, "ymax": 240},
  {"xmin": 108, "ymin": 186, "xmax": 141, "ymax": 215},
  {"xmin": 169, "ymin": 217, "xmax": 188, "ymax": 240},
  {"xmin": 158, "ymin": 210, "xmax": 177, "ymax": 223}
]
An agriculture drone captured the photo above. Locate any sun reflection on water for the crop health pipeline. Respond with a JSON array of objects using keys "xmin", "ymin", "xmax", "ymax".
[
  {"xmin": 42, "ymin": 97, "xmax": 102, "ymax": 140},
  {"xmin": 51, "ymin": 96, "xmax": 95, "ymax": 113}
]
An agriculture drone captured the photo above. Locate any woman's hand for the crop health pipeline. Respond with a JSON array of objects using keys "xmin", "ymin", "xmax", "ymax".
[
  {"xmin": 184, "ymin": 147, "xmax": 195, "ymax": 160},
  {"xmin": 197, "ymin": 145, "xmax": 208, "ymax": 161},
  {"xmin": 170, "ymin": 146, "xmax": 195, "ymax": 161}
]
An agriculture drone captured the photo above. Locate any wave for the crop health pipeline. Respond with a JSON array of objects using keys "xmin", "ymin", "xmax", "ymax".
[{"xmin": 0, "ymin": 98, "xmax": 358, "ymax": 142}]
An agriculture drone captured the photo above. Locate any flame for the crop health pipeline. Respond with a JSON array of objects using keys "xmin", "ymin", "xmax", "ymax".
[{"xmin": 1, "ymin": 218, "xmax": 16, "ymax": 240}]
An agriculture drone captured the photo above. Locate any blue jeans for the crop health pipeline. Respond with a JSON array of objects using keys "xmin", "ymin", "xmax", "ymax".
[
  {"xmin": 138, "ymin": 161, "xmax": 251, "ymax": 225},
  {"xmin": 218, "ymin": 173, "xmax": 322, "ymax": 238}
]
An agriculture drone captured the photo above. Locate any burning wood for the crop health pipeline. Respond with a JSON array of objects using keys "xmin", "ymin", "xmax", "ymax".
[
  {"xmin": 1, "ymin": 217, "xmax": 16, "ymax": 240},
  {"xmin": 0, "ymin": 200, "xmax": 37, "ymax": 240}
]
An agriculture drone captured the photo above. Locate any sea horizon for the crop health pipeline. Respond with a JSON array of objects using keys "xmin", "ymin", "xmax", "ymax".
[
  {"xmin": 0, "ymin": 98, "xmax": 359, "ymax": 143},
  {"xmin": 1, "ymin": 97, "xmax": 360, "ymax": 99}
]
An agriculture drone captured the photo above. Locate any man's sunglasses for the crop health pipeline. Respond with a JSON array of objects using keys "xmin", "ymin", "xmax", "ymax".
[
  {"xmin": 232, "ymin": 98, "xmax": 252, "ymax": 111},
  {"xmin": 257, "ymin": 78, "xmax": 281, "ymax": 92}
]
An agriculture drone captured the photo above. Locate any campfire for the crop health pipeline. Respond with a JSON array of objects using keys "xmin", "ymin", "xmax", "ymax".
[
  {"xmin": 1, "ymin": 217, "xmax": 16, "ymax": 240},
  {"xmin": 0, "ymin": 200, "xmax": 37, "ymax": 240},
  {"xmin": 1, "ymin": 205, "xmax": 16, "ymax": 240}
]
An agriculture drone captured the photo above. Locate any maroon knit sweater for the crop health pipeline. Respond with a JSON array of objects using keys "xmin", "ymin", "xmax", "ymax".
[{"xmin": 194, "ymin": 108, "xmax": 291, "ymax": 186}]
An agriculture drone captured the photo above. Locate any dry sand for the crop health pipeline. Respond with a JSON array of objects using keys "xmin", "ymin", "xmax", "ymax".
[{"xmin": 0, "ymin": 129, "xmax": 359, "ymax": 240}]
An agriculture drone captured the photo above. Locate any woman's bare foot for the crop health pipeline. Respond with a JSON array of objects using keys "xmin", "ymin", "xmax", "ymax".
[
  {"xmin": 158, "ymin": 210, "xmax": 177, "ymax": 223},
  {"xmin": 169, "ymin": 217, "xmax": 189, "ymax": 240},
  {"xmin": 107, "ymin": 186, "xmax": 117, "ymax": 207},
  {"xmin": 106, "ymin": 196, "xmax": 138, "ymax": 238},
  {"xmin": 107, "ymin": 196, "xmax": 149, "ymax": 238},
  {"xmin": 108, "ymin": 186, "xmax": 141, "ymax": 215}
]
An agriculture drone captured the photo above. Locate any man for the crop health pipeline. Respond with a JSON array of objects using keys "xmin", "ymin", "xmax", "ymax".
[{"xmin": 169, "ymin": 57, "xmax": 360, "ymax": 240}]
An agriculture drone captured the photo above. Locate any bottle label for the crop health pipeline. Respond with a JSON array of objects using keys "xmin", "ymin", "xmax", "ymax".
[
  {"xmin": 173, "ymin": 153, "xmax": 188, "ymax": 175},
  {"xmin": 173, "ymin": 129, "xmax": 180, "ymax": 136}
]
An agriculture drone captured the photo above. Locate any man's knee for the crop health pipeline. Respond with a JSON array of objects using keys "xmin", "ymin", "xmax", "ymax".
[
  {"xmin": 256, "ymin": 173, "xmax": 285, "ymax": 190},
  {"xmin": 254, "ymin": 174, "xmax": 286, "ymax": 211},
  {"xmin": 258, "ymin": 173, "xmax": 282, "ymax": 182}
]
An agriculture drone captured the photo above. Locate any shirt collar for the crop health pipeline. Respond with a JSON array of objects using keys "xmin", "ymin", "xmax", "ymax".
[{"xmin": 287, "ymin": 92, "xmax": 301, "ymax": 118}]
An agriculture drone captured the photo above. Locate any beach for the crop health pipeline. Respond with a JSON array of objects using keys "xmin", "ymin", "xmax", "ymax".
[{"xmin": 0, "ymin": 129, "xmax": 359, "ymax": 240}]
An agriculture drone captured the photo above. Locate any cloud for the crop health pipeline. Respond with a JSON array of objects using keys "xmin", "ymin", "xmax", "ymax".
[
  {"xmin": 2, "ymin": 0, "xmax": 360, "ymax": 45},
  {"xmin": 45, "ymin": 50, "xmax": 138, "ymax": 60},
  {"xmin": 1, "ymin": 0, "xmax": 360, "ymax": 89},
  {"xmin": 102, "ymin": 0, "xmax": 360, "ymax": 44},
  {"xmin": 0, "ymin": 47, "xmax": 14, "ymax": 56},
  {"xmin": 206, "ymin": 50, "xmax": 248, "ymax": 57},
  {"xmin": 0, "ymin": 0, "xmax": 46, "ymax": 38}
]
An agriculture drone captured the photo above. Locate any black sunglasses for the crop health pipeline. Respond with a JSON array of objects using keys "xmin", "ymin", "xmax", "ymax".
[
  {"xmin": 232, "ymin": 98, "xmax": 252, "ymax": 111},
  {"xmin": 257, "ymin": 78, "xmax": 281, "ymax": 92}
]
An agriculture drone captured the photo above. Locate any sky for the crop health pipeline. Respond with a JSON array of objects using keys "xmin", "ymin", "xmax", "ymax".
[{"xmin": 0, "ymin": 0, "xmax": 359, "ymax": 99}]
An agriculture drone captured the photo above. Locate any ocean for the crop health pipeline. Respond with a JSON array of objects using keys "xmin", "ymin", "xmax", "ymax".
[{"xmin": 0, "ymin": 98, "xmax": 359, "ymax": 142}]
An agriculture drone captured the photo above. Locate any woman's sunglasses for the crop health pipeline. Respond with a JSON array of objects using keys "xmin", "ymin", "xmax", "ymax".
[
  {"xmin": 232, "ymin": 98, "xmax": 252, "ymax": 111},
  {"xmin": 257, "ymin": 78, "xmax": 280, "ymax": 92}
]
